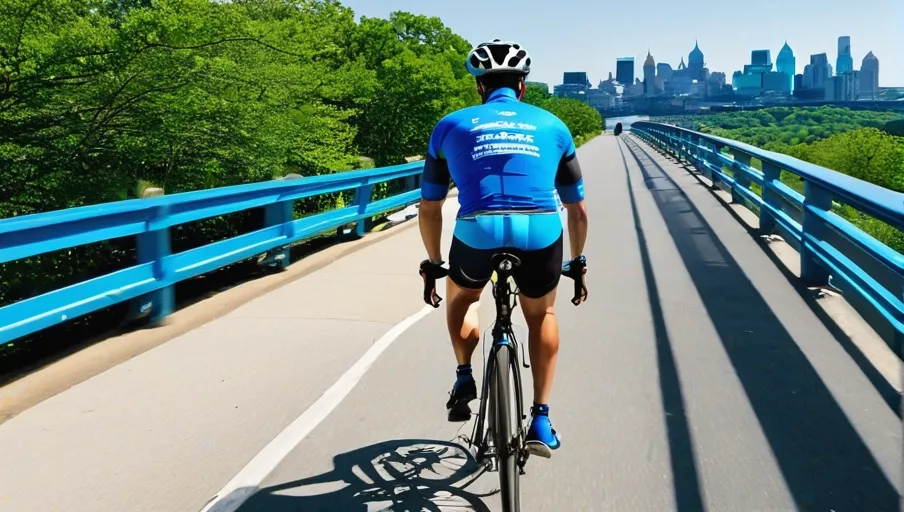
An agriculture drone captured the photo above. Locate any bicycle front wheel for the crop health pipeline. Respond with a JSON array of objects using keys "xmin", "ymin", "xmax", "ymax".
[{"xmin": 491, "ymin": 344, "xmax": 520, "ymax": 511}]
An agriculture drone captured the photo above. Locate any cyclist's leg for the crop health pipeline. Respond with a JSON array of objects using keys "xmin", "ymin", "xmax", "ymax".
[
  {"xmin": 445, "ymin": 279, "xmax": 482, "ymax": 366},
  {"xmin": 444, "ymin": 236, "xmax": 493, "ymax": 421},
  {"xmin": 512, "ymin": 232, "xmax": 564, "ymax": 456},
  {"xmin": 520, "ymin": 288, "xmax": 559, "ymax": 406}
]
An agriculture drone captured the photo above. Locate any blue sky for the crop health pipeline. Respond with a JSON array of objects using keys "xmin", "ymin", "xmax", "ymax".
[{"xmin": 339, "ymin": 0, "xmax": 903, "ymax": 88}]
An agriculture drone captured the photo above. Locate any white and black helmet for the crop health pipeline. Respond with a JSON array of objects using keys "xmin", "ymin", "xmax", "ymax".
[{"xmin": 465, "ymin": 39, "xmax": 531, "ymax": 77}]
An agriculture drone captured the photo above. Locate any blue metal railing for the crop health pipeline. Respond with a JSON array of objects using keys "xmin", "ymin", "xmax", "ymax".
[
  {"xmin": 631, "ymin": 121, "xmax": 904, "ymax": 355},
  {"xmin": 0, "ymin": 163, "xmax": 425, "ymax": 345}
]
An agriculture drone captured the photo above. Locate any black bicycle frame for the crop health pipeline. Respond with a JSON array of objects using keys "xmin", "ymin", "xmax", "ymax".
[{"xmin": 469, "ymin": 255, "xmax": 530, "ymax": 474}]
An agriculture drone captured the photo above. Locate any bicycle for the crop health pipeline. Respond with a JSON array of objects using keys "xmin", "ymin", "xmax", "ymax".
[{"xmin": 420, "ymin": 253, "xmax": 587, "ymax": 511}]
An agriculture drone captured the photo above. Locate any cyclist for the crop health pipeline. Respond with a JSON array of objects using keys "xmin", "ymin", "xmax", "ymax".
[{"xmin": 417, "ymin": 39, "xmax": 589, "ymax": 458}]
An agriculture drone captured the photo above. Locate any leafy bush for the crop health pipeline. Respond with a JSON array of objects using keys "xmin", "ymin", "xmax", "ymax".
[{"xmin": 523, "ymin": 83, "xmax": 604, "ymax": 145}]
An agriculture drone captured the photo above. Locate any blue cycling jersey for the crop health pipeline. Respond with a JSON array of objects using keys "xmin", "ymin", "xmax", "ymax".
[
  {"xmin": 421, "ymin": 88, "xmax": 584, "ymax": 215},
  {"xmin": 420, "ymin": 88, "xmax": 585, "ymax": 250}
]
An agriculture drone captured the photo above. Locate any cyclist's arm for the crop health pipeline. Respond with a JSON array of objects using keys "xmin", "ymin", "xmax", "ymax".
[
  {"xmin": 554, "ymin": 137, "xmax": 588, "ymax": 260},
  {"xmin": 419, "ymin": 124, "xmax": 451, "ymax": 264}
]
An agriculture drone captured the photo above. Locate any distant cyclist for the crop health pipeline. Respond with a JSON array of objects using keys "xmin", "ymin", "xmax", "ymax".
[{"xmin": 417, "ymin": 39, "xmax": 589, "ymax": 458}]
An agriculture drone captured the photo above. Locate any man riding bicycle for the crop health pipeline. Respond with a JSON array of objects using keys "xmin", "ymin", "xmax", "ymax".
[{"xmin": 418, "ymin": 39, "xmax": 589, "ymax": 458}]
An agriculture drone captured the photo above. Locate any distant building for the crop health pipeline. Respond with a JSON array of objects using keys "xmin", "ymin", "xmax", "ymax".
[
  {"xmin": 836, "ymin": 36, "xmax": 854, "ymax": 75},
  {"xmin": 656, "ymin": 63, "xmax": 674, "ymax": 81},
  {"xmin": 802, "ymin": 53, "xmax": 832, "ymax": 90},
  {"xmin": 733, "ymin": 48, "xmax": 789, "ymax": 96},
  {"xmin": 598, "ymin": 73, "xmax": 622, "ymax": 95},
  {"xmin": 826, "ymin": 70, "xmax": 859, "ymax": 101},
  {"xmin": 616, "ymin": 57, "xmax": 635, "ymax": 86},
  {"xmin": 776, "ymin": 42, "xmax": 796, "ymax": 93},
  {"xmin": 554, "ymin": 72, "xmax": 590, "ymax": 100},
  {"xmin": 762, "ymin": 72, "xmax": 791, "ymax": 94},
  {"xmin": 687, "ymin": 41, "xmax": 705, "ymax": 81},
  {"xmin": 659, "ymin": 41, "xmax": 710, "ymax": 97},
  {"xmin": 859, "ymin": 51, "xmax": 879, "ymax": 99},
  {"xmin": 587, "ymin": 88, "xmax": 616, "ymax": 109},
  {"xmin": 562, "ymin": 72, "xmax": 590, "ymax": 87},
  {"xmin": 643, "ymin": 51, "xmax": 657, "ymax": 96},
  {"xmin": 707, "ymin": 72, "xmax": 727, "ymax": 96},
  {"xmin": 750, "ymin": 49, "xmax": 773, "ymax": 70},
  {"xmin": 554, "ymin": 83, "xmax": 588, "ymax": 100}
]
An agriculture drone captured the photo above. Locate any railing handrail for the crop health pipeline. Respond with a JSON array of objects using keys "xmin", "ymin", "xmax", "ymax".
[
  {"xmin": 0, "ymin": 161, "xmax": 423, "ymax": 237},
  {"xmin": 632, "ymin": 121, "xmax": 904, "ymax": 228},
  {"xmin": 0, "ymin": 161, "xmax": 426, "ymax": 345}
]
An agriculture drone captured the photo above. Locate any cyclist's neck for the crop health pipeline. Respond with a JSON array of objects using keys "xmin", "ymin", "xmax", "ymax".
[{"xmin": 482, "ymin": 87, "xmax": 519, "ymax": 104}]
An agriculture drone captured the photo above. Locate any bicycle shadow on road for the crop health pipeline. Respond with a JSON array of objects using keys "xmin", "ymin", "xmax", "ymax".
[{"xmin": 238, "ymin": 438, "xmax": 495, "ymax": 511}]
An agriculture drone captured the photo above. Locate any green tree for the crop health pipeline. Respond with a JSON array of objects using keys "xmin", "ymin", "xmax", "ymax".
[
  {"xmin": 351, "ymin": 12, "xmax": 478, "ymax": 166},
  {"xmin": 522, "ymin": 85, "xmax": 602, "ymax": 145},
  {"xmin": 789, "ymin": 128, "xmax": 904, "ymax": 192},
  {"xmin": 542, "ymin": 97, "xmax": 603, "ymax": 141},
  {"xmin": 522, "ymin": 82, "xmax": 551, "ymax": 107}
]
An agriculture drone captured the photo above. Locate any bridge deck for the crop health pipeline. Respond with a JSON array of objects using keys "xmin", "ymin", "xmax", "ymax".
[{"xmin": 0, "ymin": 135, "xmax": 899, "ymax": 512}]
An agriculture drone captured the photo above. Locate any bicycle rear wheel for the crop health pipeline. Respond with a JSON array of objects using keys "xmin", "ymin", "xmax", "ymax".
[{"xmin": 491, "ymin": 344, "xmax": 520, "ymax": 511}]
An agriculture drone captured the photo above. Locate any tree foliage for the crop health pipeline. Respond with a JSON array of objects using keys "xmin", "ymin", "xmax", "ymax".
[
  {"xmin": 0, "ymin": 0, "xmax": 481, "ymax": 312},
  {"xmin": 522, "ymin": 83, "xmax": 603, "ymax": 146},
  {"xmin": 659, "ymin": 106, "xmax": 902, "ymax": 152},
  {"xmin": 351, "ymin": 12, "xmax": 478, "ymax": 166}
]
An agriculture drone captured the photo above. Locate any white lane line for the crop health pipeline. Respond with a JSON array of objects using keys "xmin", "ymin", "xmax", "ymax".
[{"xmin": 199, "ymin": 304, "xmax": 436, "ymax": 512}]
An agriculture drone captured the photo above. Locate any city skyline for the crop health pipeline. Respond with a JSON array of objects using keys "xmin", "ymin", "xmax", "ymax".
[
  {"xmin": 577, "ymin": 38, "xmax": 881, "ymax": 89},
  {"xmin": 338, "ymin": 0, "xmax": 902, "ymax": 88}
]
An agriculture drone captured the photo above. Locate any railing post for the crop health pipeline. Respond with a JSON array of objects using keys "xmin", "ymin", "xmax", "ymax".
[
  {"xmin": 261, "ymin": 200, "xmax": 293, "ymax": 270},
  {"xmin": 693, "ymin": 136, "xmax": 706, "ymax": 173},
  {"xmin": 134, "ymin": 204, "xmax": 174, "ymax": 323},
  {"xmin": 759, "ymin": 162, "xmax": 781, "ymax": 234},
  {"xmin": 352, "ymin": 183, "xmax": 374, "ymax": 237},
  {"xmin": 800, "ymin": 181, "xmax": 832, "ymax": 286},
  {"xmin": 731, "ymin": 151, "xmax": 752, "ymax": 204},
  {"xmin": 681, "ymin": 133, "xmax": 691, "ymax": 163},
  {"xmin": 404, "ymin": 171, "xmax": 421, "ymax": 192},
  {"xmin": 258, "ymin": 173, "xmax": 301, "ymax": 270},
  {"xmin": 707, "ymin": 143, "xmax": 723, "ymax": 190},
  {"xmin": 656, "ymin": 129, "xmax": 667, "ymax": 152}
]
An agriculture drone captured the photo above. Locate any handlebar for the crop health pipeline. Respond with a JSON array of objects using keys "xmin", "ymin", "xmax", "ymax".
[
  {"xmin": 419, "ymin": 256, "xmax": 588, "ymax": 308},
  {"xmin": 419, "ymin": 260, "xmax": 448, "ymax": 308},
  {"xmin": 561, "ymin": 256, "xmax": 588, "ymax": 306}
]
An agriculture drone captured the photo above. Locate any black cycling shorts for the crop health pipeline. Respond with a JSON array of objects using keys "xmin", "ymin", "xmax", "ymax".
[{"xmin": 448, "ymin": 234, "xmax": 564, "ymax": 299}]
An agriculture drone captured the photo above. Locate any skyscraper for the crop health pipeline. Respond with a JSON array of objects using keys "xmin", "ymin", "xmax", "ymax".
[
  {"xmin": 554, "ymin": 72, "xmax": 590, "ymax": 99},
  {"xmin": 656, "ymin": 63, "xmax": 673, "ymax": 81},
  {"xmin": 750, "ymin": 50, "xmax": 773, "ymax": 69},
  {"xmin": 803, "ymin": 53, "xmax": 832, "ymax": 89},
  {"xmin": 688, "ymin": 40, "xmax": 705, "ymax": 80},
  {"xmin": 859, "ymin": 51, "xmax": 880, "ymax": 99},
  {"xmin": 836, "ymin": 36, "xmax": 853, "ymax": 75},
  {"xmin": 616, "ymin": 57, "xmax": 634, "ymax": 85},
  {"xmin": 643, "ymin": 51, "xmax": 656, "ymax": 96},
  {"xmin": 563, "ymin": 72, "xmax": 590, "ymax": 87},
  {"xmin": 776, "ymin": 42, "xmax": 796, "ymax": 93}
]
